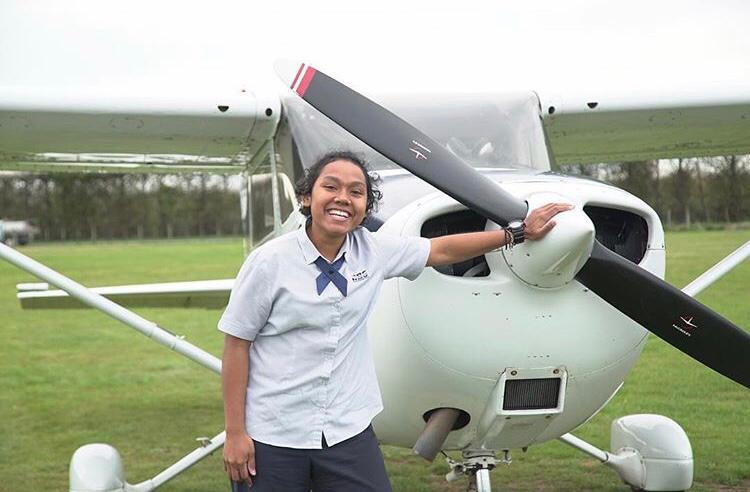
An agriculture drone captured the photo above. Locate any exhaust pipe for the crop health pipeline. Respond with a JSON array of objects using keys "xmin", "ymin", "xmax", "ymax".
[{"xmin": 413, "ymin": 408, "xmax": 461, "ymax": 461}]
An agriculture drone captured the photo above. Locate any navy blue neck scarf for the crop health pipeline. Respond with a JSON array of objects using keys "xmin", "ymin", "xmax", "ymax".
[{"xmin": 313, "ymin": 255, "xmax": 347, "ymax": 296}]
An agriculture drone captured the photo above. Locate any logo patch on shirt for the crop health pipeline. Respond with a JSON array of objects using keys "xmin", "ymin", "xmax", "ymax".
[{"xmin": 351, "ymin": 269, "xmax": 369, "ymax": 282}]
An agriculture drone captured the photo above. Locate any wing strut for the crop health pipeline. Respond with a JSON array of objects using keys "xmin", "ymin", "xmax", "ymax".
[{"xmin": 0, "ymin": 242, "xmax": 221, "ymax": 374}]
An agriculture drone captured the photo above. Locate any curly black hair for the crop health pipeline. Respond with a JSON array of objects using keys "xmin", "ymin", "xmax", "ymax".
[{"xmin": 294, "ymin": 151, "xmax": 382, "ymax": 224}]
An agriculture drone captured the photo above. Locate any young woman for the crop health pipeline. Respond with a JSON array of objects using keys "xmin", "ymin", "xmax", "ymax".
[{"xmin": 220, "ymin": 151, "xmax": 572, "ymax": 491}]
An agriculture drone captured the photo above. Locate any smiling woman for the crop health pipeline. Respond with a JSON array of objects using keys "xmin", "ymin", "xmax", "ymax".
[
  {"xmin": 218, "ymin": 150, "xmax": 433, "ymax": 490},
  {"xmin": 217, "ymin": 149, "xmax": 566, "ymax": 490}
]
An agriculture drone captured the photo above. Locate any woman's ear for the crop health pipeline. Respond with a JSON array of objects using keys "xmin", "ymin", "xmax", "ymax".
[{"xmin": 301, "ymin": 194, "xmax": 311, "ymax": 207}]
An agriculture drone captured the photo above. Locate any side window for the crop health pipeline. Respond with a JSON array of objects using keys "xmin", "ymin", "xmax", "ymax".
[
  {"xmin": 274, "ymin": 116, "xmax": 302, "ymax": 226},
  {"xmin": 245, "ymin": 172, "xmax": 275, "ymax": 248},
  {"xmin": 242, "ymin": 151, "xmax": 298, "ymax": 250},
  {"xmin": 242, "ymin": 117, "xmax": 302, "ymax": 251}
]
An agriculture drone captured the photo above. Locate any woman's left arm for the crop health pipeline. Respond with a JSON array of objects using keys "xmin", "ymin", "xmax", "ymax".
[{"xmin": 427, "ymin": 202, "xmax": 573, "ymax": 267}]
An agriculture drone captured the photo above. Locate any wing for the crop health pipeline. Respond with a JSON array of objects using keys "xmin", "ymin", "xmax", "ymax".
[
  {"xmin": 0, "ymin": 87, "xmax": 288, "ymax": 311},
  {"xmin": 0, "ymin": 87, "xmax": 280, "ymax": 173},
  {"xmin": 541, "ymin": 87, "xmax": 750, "ymax": 164},
  {"xmin": 17, "ymin": 279, "xmax": 234, "ymax": 309}
]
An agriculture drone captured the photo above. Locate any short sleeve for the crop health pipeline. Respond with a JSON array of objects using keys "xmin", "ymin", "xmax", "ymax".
[
  {"xmin": 217, "ymin": 251, "xmax": 273, "ymax": 341},
  {"xmin": 375, "ymin": 232, "xmax": 431, "ymax": 280}
]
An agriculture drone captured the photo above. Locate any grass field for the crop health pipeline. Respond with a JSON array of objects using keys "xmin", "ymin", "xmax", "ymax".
[{"xmin": 0, "ymin": 231, "xmax": 748, "ymax": 491}]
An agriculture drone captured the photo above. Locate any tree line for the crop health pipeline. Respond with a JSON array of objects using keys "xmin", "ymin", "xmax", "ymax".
[
  {"xmin": 0, "ymin": 174, "xmax": 242, "ymax": 241},
  {"xmin": 554, "ymin": 155, "xmax": 749, "ymax": 228},
  {"xmin": 0, "ymin": 155, "xmax": 748, "ymax": 242}
]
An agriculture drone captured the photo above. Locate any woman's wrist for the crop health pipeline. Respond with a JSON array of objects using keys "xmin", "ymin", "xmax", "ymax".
[
  {"xmin": 505, "ymin": 220, "xmax": 525, "ymax": 246},
  {"xmin": 225, "ymin": 427, "xmax": 248, "ymax": 438}
]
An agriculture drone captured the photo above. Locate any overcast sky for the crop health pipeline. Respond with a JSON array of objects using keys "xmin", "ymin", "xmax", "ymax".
[{"xmin": 1, "ymin": 0, "xmax": 748, "ymax": 97}]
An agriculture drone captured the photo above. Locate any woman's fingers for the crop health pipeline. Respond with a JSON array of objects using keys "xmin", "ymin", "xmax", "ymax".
[
  {"xmin": 525, "ymin": 203, "xmax": 573, "ymax": 240},
  {"xmin": 246, "ymin": 462, "xmax": 255, "ymax": 484},
  {"xmin": 228, "ymin": 464, "xmax": 241, "ymax": 482},
  {"xmin": 224, "ymin": 457, "xmax": 249, "ymax": 482},
  {"xmin": 224, "ymin": 433, "xmax": 256, "ymax": 483},
  {"xmin": 247, "ymin": 437, "xmax": 257, "ymax": 474},
  {"xmin": 225, "ymin": 461, "xmax": 252, "ymax": 484},
  {"xmin": 543, "ymin": 203, "xmax": 572, "ymax": 220}
]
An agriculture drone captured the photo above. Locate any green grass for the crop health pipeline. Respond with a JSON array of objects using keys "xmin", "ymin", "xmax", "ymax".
[{"xmin": 0, "ymin": 232, "xmax": 748, "ymax": 491}]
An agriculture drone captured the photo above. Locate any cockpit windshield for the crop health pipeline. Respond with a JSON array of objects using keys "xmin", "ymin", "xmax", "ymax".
[{"xmin": 282, "ymin": 91, "xmax": 552, "ymax": 172}]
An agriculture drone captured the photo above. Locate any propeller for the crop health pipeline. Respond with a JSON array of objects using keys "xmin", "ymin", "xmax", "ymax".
[{"xmin": 275, "ymin": 61, "xmax": 750, "ymax": 389}]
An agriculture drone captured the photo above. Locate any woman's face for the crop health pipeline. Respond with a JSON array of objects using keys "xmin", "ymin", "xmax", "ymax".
[{"xmin": 302, "ymin": 159, "xmax": 368, "ymax": 238}]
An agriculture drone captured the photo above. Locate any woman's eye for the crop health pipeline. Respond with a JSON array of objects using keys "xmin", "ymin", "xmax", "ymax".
[
  {"xmin": 324, "ymin": 185, "xmax": 335, "ymax": 190},
  {"xmin": 351, "ymin": 190, "xmax": 364, "ymax": 196}
]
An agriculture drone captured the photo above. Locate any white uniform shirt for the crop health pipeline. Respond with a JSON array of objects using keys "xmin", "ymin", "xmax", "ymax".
[{"xmin": 218, "ymin": 225, "xmax": 431, "ymax": 449}]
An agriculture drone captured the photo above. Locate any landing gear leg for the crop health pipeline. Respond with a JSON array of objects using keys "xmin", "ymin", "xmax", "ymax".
[
  {"xmin": 445, "ymin": 450, "xmax": 511, "ymax": 492},
  {"xmin": 473, "ymin": 468, "xmax": 492, "ymax": 492}
]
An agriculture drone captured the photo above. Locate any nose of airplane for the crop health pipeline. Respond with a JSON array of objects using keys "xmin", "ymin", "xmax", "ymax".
[{"xmin": 486, "ymin": 192, "xmax": 594, "ymax": 288}]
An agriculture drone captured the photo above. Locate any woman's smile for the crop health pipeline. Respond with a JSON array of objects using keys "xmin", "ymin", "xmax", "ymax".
[{"xmin": 326, "ymin": 208, "xmax": 352, "ymax": 220}]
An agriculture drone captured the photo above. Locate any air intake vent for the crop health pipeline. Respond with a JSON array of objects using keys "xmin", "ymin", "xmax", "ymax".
[
  {"xmin": 421, "ymin": 210, "xmax": 489, "ymax": 277},
  {"xmin": 503, "ymin": 378, "xmax": 560, "ymax": 410},
  {"xmin": 583, "ymin": 206, "xmax": 648, "ymax": 264}
]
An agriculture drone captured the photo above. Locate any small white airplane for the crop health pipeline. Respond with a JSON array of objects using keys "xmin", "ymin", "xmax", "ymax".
[{"xmin": 1, "ymin": 60, "xmax": 749, "ymax": 492}]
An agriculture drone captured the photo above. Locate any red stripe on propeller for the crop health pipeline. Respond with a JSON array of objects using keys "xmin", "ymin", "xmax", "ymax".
[
  {"xmin": 290, "ymin": 63, "xmax": 305, "ymax": 90},
  {"xmin": 297, "ymin": 67, "xmax": 317, "ymax": 97}
]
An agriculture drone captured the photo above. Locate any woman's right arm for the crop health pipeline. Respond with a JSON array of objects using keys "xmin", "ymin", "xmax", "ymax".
[{"xmin": 222, "ymin": 334, "xmax": 256, "ymax": 484}]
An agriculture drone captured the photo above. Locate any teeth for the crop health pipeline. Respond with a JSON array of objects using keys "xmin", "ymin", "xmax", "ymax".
[{"xmin": 328, "ymin": 209, "xmax": 350, "ymax": 218}]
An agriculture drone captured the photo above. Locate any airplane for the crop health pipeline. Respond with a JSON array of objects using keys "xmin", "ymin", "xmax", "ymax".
[{"xmin": 1, "ymin": 57, "xmax": 750, "ymax": 491}]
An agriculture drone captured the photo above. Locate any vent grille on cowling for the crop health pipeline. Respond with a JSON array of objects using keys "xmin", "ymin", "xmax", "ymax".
[{"xmin": 503, "ymin": 378, "xmax": 561, "ymax": 410}]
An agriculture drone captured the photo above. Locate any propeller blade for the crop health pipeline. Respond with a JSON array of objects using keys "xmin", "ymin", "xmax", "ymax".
[
  {"xmin": 577, "ymin": 242, "xmax": 750, "ymax": 387},
  {"xmin": 276, "ymin": 61, "xmax": 750, "ymax": 388},
  {"xmin": 275, "ymin": 60, "xmax": 527, "ymax": 225}
]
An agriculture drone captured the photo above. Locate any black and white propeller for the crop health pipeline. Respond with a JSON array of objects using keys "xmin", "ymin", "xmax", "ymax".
[{"xmin": 276, "ymin": 61, "xmax": 750, "ymax": 389}]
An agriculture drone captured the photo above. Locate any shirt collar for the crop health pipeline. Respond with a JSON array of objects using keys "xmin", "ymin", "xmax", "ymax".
[{"xmin": 296, "ymin": 224, "xmax": 350, "ymax": 265}]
